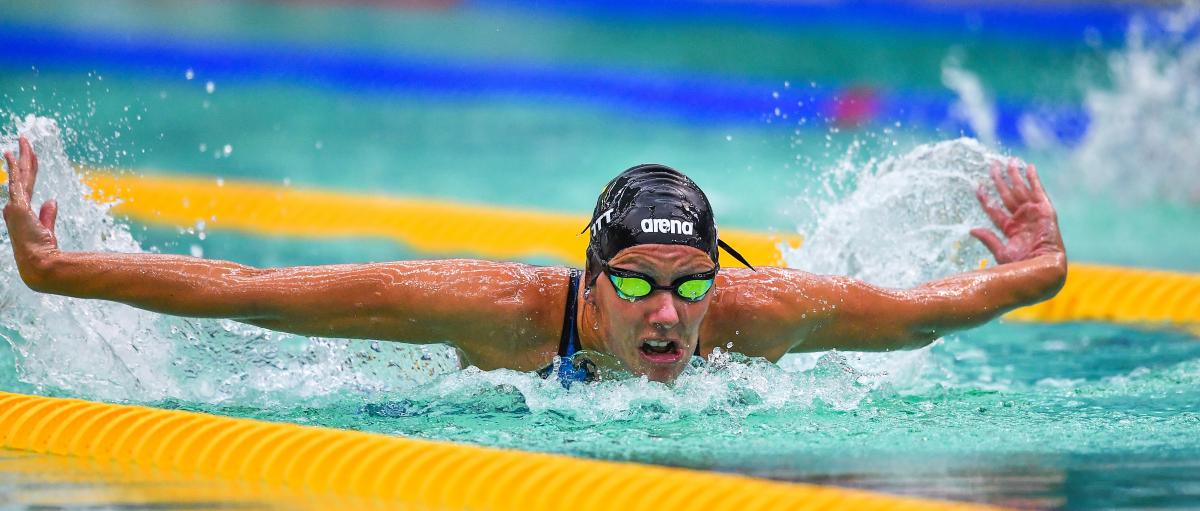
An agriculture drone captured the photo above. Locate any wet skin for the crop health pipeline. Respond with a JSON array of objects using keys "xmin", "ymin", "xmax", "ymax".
[{"xmin": 4, "ymin": 137, "xmax": 1068, "ymax": 384}]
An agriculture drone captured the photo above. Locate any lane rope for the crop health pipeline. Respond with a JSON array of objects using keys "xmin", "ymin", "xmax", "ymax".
[
  {"xmin": 0, "ymin": 391, "xmax": 996, "ymax": 510},
  {"xmin": 82, "ymin": 170, "xmax": 803, "ymax": 267}
]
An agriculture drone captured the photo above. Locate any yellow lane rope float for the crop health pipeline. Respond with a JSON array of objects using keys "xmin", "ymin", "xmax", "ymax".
[
  {"xmin": 1006, "ymin": 263, "xmax": 1200, "ymax": 330},
  {"xmin": 2, "ymin": 168, "xmax": 1198, "ymax": 330},
  {"xmin": 0, "ymin": 391, "xmax": 997, "ymax": 511},
  {"xmin": 82, "ymin": 170, "xmax": 803, "ymax": 268}
]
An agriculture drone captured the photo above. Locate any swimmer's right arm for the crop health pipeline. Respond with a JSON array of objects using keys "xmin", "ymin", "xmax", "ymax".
[{"xmin": 4, "ymin": 138, "xmax": 564, "ymax": 368}]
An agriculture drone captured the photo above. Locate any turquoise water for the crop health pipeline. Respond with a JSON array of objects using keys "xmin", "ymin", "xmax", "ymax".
[{"xmin": 1, "ymin": 1, "xmax": 1200, "ymax": 509}]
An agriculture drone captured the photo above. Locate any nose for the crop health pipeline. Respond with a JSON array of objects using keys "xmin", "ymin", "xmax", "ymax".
[{"xmin": 645, "ymin": 291, "xmax": 680, "ymax": 330}]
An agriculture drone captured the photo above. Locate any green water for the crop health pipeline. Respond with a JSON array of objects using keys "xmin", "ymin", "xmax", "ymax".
[{"xmin": 1, "ymin": 1, "xmax": 1199, "ymax": 509}]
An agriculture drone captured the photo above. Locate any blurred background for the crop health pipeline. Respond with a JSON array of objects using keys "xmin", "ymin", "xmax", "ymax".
[{"xmin": 2, "ymin": 0, "xmax": 1197, "ymax": 271}]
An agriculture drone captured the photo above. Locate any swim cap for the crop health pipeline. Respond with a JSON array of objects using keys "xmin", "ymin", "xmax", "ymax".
[{"xmin": 583, "ymin": 164, "xmax": 753, "ymax": 287}]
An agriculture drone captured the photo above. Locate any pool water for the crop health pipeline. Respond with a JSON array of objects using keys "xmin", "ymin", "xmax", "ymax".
[{"xmin": 2, "ymin": 1, "xmax": 1200, "ymax": 509}]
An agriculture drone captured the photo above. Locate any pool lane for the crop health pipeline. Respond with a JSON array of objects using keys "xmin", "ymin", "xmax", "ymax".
[{"xmin": 0, "ymin": 20, "xmax": 1089, "ymax": 146}]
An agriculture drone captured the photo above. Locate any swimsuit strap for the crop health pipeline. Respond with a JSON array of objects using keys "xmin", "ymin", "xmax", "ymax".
[
  {"xmin": 554, "ymin": 269, "xmax": 589, "ymax": 385},
  {"xmin": 558, "ymin": 268, "xmax": 583, "ymax": 358}
]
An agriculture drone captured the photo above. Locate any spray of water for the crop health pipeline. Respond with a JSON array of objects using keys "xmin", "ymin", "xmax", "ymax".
[
  {"xmin": 785, "ymin": 138, "xmax": 998, "ymax": 287},
  {"xmin": 942, "ymin": 54, "xmax": 998, "ymax": 147},
  {"xmin": 0, "ymin": 115, "xmax": 459, "ymax": 405},
  {"xmin": 778, "ymin": 137, "xmax": 1008, "ymax": 394},
  {"xmin": 935, "ymin": 3, "xmax": 1200, "ymax": 205},
  {"xmin": 1072, "ymin": 3, "xmax": 1200, "ymax": 204}
]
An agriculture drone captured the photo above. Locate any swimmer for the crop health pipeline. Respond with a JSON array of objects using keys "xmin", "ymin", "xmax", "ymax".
[{"xmin": 3, "ymin": 137, "xmax": 1066, "ymax": 383}]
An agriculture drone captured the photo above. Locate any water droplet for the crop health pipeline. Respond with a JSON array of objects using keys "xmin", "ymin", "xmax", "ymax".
[
  {"xmin": 189, "ymin": 244, "xmax": 204, "ymax": 258},
  {"xmin": 222, "ymin": 144, "xmax": 232, "ymax": 156},
  {"xmin": 724, "ymin": 135, "xmax": 733, "ymax": 141},
  {"xmin": 215, "ymin": 178, "xmax": 224, "ymax": 187},
  {"xmin": 185, "ymin": 68, "xmax": 194, "ymax": 80},
  {"xmin": 198, "ymin": 143, "xmax": 206, "ymax": 152},
  {"xmin": 205, "ymin": 81, "xmax": 215, "ymax": 94}
]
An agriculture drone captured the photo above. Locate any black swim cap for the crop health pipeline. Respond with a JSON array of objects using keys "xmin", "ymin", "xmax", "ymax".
[{"xmin": 582, "ymin": 164, "xmax": 753, "ymax": 287}]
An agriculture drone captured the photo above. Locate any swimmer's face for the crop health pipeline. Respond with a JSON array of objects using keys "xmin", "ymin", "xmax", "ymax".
[{"xmin": 588, "ymin": 244, "xmax": 715, "ymax": 383}]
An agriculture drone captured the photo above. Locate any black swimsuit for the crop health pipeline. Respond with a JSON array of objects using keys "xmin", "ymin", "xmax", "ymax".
[{"xmin": 539, "ymin": 268, "xmax": 701, "ymax": 386}]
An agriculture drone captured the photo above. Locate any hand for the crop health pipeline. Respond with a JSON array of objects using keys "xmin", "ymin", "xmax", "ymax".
[
  {"xmin": 971, "ymin": 158, "xmax": 1065, "ymax": 265},
  {"xmin": 4, "ymin": 136, "xmax": 60, "ymax": 285}
]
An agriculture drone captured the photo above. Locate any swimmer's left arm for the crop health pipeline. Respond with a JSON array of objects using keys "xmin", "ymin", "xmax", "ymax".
[
  {"xmin": 795, "ymin": 159, "xmax": 1067, "ymax": 352},
  {"xmin": 710, "ymin": 159, "xmax": 1067, "ymax": 356}
]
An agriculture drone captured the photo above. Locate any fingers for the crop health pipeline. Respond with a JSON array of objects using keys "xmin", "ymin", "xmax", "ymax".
[
  {"xmin": 4, "ymin": 150, "xmax": 22, "ymax": 205},
  {"xmin": 19, "ymin": 137, "xmax": 37, "ymax": 199},
  {"xmin": 990, "ymin": 161, "xmax": 1018, "ymax": 212},
  {"xmin": 1006, "ymin": 158, "xmax": 1030, "ymax": 204},
  {"xmin": 38, "ymin": 200, "xmax": 58, "ymax": 236},
  {"xmin": 970, "ymin": 228, "xmax": 1007, "ymax": 264},
  {"xmin": 976, "ymin": 184, "xmax": 1010, "ymax": 230},
  {"xmin": 1026, "ymin": 164, "xmax": 1048, "ymax": 203}
]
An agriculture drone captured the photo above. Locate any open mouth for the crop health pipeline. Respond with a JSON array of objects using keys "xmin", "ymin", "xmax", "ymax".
[{"xmin": 638, "ymin": 339, "xmax": 683, "ymax": 364}]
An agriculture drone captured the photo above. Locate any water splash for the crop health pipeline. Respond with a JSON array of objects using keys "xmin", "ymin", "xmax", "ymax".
[
  {"xmin": 942, "ymin": 55, "xmax": 998, "ymax": 147},
  {"xmin": 0, "ymin": 115, "xmax": 459, "ymax": 404},
  {"xmin": 1072, "ymin": 3, "xmax": 1200, "ymax": 204},
  {"xmin": 365, "ymin": 348, "xmax": 894, "ymax": 424},
  {"xmin": 785, "ymin": 137, "xmax": 998, "ymax": 288}
]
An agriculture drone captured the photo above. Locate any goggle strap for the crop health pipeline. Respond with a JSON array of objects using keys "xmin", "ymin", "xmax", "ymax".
[{"xmin": 718, "ymin": 238, "xmax": 755, "ymax": 271}]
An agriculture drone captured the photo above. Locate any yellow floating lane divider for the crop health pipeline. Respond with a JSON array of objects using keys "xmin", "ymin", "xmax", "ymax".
[
  {"xmin": 1006, "ymin": 263, "xmax": 1200, "ymax": 330},
  {"xmin": 0, "ymin": 448, "xmax": 361, "ymax": 509},
  {"xmin": 2, "ymin": 168, "xmax": 1197, "ymax": 328},
  {"xmin": 81, "ymin": 170, "xmax": 803, "ymax": 267},
  {"xmin": 0, "ymin": 391, "xmax": 996, "ymax": 511}
]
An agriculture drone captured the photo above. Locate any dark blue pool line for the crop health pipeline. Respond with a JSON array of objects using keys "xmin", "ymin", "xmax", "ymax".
[
  {"xmin": 478, "ymin": 0, "xmax": 1142, "ymax": 45},
  {"xmin": 0, "ymin": 22, "xmax": 1090, "ymax": 146}
]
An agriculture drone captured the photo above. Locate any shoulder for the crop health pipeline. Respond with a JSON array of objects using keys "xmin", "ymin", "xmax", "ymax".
[
  {"xmin": 435, "ymin": 261, "xmax": 574, "ymax": 370},
  {"xmin": 699, "ymin": 266, "xmax": 841, "ymax": 361}
]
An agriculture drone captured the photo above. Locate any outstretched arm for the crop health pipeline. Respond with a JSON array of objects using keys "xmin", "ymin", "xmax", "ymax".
[
  {"xmin": 799, "ymin": 159, "xmax": 1067, "ymax": 352},
  {"xmin": 707, "ymin": 159, "xmax": 1066, "ymax": 358},
  {"xmin": 4, "ymin": 138, "xmax": 565, "ymax": 368}
]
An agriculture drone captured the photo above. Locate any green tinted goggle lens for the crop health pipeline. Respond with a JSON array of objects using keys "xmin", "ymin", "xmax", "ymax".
[
  {"xmin": 676, "ymin": 278, "xmax": 714, "ymax": 300},
  {"xmin": 607, "ymin": 273, "xmax": 715, "ymax": 302},
  {"xmin": 610, "ymin": 275, "xmax": 653, "ymax": 298}
]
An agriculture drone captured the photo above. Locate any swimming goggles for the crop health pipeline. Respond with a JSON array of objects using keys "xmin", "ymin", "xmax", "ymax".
[{"xmin": 605, "ymin": 264, "xmax": 717, "ymax": 302}]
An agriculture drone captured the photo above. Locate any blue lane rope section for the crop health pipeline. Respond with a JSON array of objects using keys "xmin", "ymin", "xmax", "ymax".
[{"xmin": 0, "ymin": 20, "xmax": 1090, "ymax": 145}]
